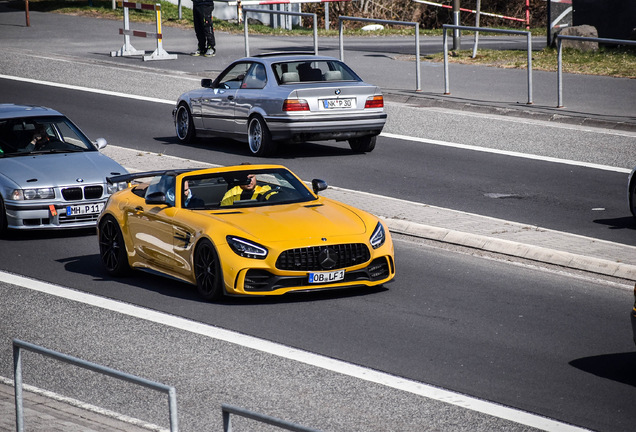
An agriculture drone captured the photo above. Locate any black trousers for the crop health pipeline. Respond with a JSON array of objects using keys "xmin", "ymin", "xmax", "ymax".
[{"xmin": 193, "ymin": 4, "xmax": 215, "ymax": 51}]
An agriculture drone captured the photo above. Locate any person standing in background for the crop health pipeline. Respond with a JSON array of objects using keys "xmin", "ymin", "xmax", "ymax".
[{"xmin": 191, "ymin": 0, "xmax": 216, "ymax": 57}]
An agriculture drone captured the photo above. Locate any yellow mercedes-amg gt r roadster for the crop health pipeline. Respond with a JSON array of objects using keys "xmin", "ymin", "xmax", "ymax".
[{"xmin": 97, "ymin": 165, "xmax": 395, "ymax": 300}]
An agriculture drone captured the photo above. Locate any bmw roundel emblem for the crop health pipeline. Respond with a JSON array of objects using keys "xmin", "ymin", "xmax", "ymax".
[
  {"xmin": 76, "ymin": 178, "xmax": 84, "ymax": 183},
  {"xmin": 335, "ymin": 89, "xmax": 341, "ymax": 95}
]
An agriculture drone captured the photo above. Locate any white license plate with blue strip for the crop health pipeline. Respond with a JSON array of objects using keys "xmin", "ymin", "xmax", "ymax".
[{"xmin": 308, "ymin": 269, "xmax": 345, "ymax": 284}]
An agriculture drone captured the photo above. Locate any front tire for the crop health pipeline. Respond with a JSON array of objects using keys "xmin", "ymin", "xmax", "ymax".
[
  {"xmin": 99, "ymin": 216, "xmax": 130, "ymax": 276},
  {"xmin": 0, "ymin": 196, "xmax": 8, "ymax": 238},
  {"xmin": 175, "ymin": 103, "xmax": 196, "ymax": 144},
  {"xmin": 348, "ymin": 135, "xmax": 376, "ymax": 153},
  {"xmin": 630, "ymin": 178, "xmax": 636, "ymax": 222},
  {"xmin": 248, "ymin": 116, "xmax": 277, "ymax": 157},
  {"xmin": 194, "ymin": 239, "xmax": 224, "ymax": 301}
]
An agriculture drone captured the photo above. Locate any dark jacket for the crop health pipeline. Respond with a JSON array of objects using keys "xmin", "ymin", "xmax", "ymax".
[{"xmin": 193, "ymin": 0, "xmax": 214, "ymax": 7}]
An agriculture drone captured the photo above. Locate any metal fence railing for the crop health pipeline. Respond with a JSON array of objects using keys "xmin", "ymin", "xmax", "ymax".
[
  {"xmin": 243, "ymin": 7, "xmax": 318, "ymax": 57},
  {"xmin": 339, "ymin": 16, "xmax": 421, "ymax": 91},
  {"xmin": 222, "ymin": 404, "xmax": 323, "ymax": 432},
  {"xmin": 12, "ymin": 339, "xmax": 179, "ymax": 432},
  {"xmin": 442, "ymin": 24, "xmax": 534, "ymax": 105},
  {"xmin": 556, "ymin": 35, "xmax": 636, "ymax": 108}
]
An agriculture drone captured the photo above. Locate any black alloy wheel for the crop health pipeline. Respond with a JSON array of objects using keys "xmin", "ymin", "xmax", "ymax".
[
  {"xmin": 348, "ymin": 135, "xmax": 376, "ymax": 153},
  {"xmin": 99, "ymin": 216, "xmax": 130, "ymax": 276},
  {"xmin": 175, "ymin": 103, "xmax": 196, "ymax": 144},
  {"xmin": 194, "ymin": 239, "xmax": 224, "ymax": 301}
]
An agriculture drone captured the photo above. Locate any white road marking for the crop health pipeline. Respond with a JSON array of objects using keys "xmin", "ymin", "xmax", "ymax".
[
  {"xmin": 381, "ymin": 132, "xmax": 632, "ymax": 173},
  {"xmin": 0, "ymin": 270, "xmax": 591, "ymax": 432},
  {"xmin": 0, "ymin": 74, "xmax": 174, "ymax": 105}
]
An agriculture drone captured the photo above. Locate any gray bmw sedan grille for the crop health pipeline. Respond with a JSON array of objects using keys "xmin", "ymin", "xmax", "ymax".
[{"xmin": 61, "ymin": 185, "xmax": 103, "ymax": 201}]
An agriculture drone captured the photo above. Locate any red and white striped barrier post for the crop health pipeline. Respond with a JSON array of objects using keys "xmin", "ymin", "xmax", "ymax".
[
  {"xmin": 110, "ymin": 2, "xmax": 177, "ymax": 61},
  {"xmin": 414, "ymin": 0, "xmax": 530, "ymax": 26},
  {"xmin": 229, "ymin": 0, "xmax": 350, "ymax": 24}
]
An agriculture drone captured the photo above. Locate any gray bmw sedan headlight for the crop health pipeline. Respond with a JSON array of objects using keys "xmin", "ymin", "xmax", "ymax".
[
  {"xmin": 107, "ymin": 181, "xmax": 128, "ymax": 194},
  {"xmin": 11, "ymin": 188, "xmax": 55, "ymax": 200}
]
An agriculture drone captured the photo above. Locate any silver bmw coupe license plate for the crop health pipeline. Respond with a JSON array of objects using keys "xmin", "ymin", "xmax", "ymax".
[
  {"xmin": 308, "ymin": 269, "xmax": 345, "ymax": 283},
  {"xmin": 322, "ymin": 98, "xmax": 354, "ymax": 109}
]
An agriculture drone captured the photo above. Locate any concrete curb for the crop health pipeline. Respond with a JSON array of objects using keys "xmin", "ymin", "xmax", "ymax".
[
  {"xmin": 383, "ymin": 92, "xmax": 636, "ymax": 133},
  {"xmin": 383, "ymin": 218, "xmax": 636, "ymax": 281}
]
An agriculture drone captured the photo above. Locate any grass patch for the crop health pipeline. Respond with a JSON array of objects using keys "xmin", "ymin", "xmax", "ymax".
[{"xmin": 425, "ymin": 46, "xmax": 636, "ymax": 78}]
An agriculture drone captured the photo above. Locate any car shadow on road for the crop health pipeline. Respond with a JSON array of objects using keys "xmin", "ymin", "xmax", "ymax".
[
  {"xmin": 0, "ymin": 227, "xmax": 95, "ymax": 242},
  {"xmin": 569, "ymin": 352, "xmax": 636, "ymax": 388},
  {"xmin": 58, "ymin": 253, "xmax": 388, "ymax": 305},
  {"xmin": 57, "ymin": 253, "xmax": 203, "ymax": 301},
  {"xmin": 593, "ymin": 216, "xmax": 636, "ymax": 230},
  {"xmin": 153, "ymin": 135, "xmax": 365, "ymax": 159}
]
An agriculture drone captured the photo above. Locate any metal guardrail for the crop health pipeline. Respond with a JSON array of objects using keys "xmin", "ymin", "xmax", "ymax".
[
  {"xmin": 556, "ymin": 35, "xmax": 636, "ymax": 108},
  {"xmin": 338, "ymin": 16, "xmax": 421, "ymax": 92},
  {"xmin": 243, "ymin": 7, "xmax": 318, "ymax": 57},
  {"xmin": 12, "ymin": 339, "xmax": 179, "ymax": 432},
  {"xmin": 442, "ymin": 24, "xmax": 534, "ymax": 105},
  {"xmin": 222, "ymin": 404, "xmax": 323, "ymax": 432}
]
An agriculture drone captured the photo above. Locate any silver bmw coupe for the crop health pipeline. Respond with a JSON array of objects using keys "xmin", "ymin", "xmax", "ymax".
[
  {"xmin": 173, "ymin": 53, "xmax": 387, "ymax": 156},
  {"xmin": 0, "ymin": 104, "xmax": 128, "ymax": 234}
]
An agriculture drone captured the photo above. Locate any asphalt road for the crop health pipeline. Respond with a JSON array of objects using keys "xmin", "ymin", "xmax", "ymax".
[
  {"xmin": 1, "ymin": 229, "xmax": 634, "ymax": 431},
  {"xmin": 2, "ymin": 78, "xmax": 634, "ymax": 246}
]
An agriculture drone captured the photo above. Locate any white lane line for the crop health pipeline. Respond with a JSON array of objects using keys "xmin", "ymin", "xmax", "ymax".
[
  {"xmin": 0, "ymin": 74, "xmax": 174, "ymax": 105},
  {"xmin": 0, "ymin": 270, "xmax": 590, "ymax": 432},
  {"xmin": 381, "ymin": 132, "xmax": 632, "ymax": 173},
  {"xmin": 1, "ymin": 73, "xmax": 631, "ymax": 173}
]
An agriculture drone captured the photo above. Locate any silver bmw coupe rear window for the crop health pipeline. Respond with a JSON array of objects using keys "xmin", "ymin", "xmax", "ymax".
[{"xmin": 272, "ymin": 60, "xmax": 361, "ymax": 84}]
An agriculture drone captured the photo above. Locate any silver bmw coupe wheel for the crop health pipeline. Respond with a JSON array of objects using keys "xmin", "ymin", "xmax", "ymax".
[
  {"xmin": 348, "ymin": 135, "xmax": 376, "ymax": 153},
  {"xmin": 175, "ymin": 104, "xmax": 196, "ymax": 144},
  {"xmin": 248, "ymin": 116, "xmax": 276, "ymax": 157}
]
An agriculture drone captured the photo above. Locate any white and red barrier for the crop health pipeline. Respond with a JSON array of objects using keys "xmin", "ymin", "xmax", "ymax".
[
  {"xmin": 414, "ymin": 0, "xmax": 529, "ymax": 26},
  {"xmin": 110, "ymin": 2, "xmax": 177, "ymax": 61},
  {"xmin": 228, "ymin": 0, "xmax": 350, "ymax": 5}
]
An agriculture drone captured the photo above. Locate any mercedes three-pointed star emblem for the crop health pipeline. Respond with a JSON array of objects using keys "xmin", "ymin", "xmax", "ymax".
[{"xmin": 318, "ymin": 248, "xmax": 338, "ymax": 270}]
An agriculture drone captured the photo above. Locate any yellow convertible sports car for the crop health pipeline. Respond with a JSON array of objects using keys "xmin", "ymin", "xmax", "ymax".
[{"xmin": 97, "ymin": 164, "xmax": 395, "ymax": 300}]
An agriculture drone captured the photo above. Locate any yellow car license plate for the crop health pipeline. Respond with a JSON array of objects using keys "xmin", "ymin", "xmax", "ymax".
[{"xmin": 309, "ymin": 269, "xmax": 345, "ymax": 284}]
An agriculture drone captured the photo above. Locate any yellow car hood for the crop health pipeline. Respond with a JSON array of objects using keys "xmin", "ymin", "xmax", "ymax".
[{"xmin": 210, "ymin": 200, "xmax": 368, "ymax": 243}]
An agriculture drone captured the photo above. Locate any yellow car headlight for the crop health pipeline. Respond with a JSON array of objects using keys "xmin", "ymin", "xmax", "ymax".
[
  {"xmin": 227, "ymin": 236, "xmax": 268, "ymax": 259},
  {"xmin": 370, "ymin": 222, "xmax": 386, "ymax": 249}
]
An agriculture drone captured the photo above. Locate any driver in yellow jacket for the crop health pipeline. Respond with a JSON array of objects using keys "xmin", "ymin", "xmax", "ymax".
[{"xmin": 220, "ymin": 173, "xmax": 275, "ymax": 206}]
